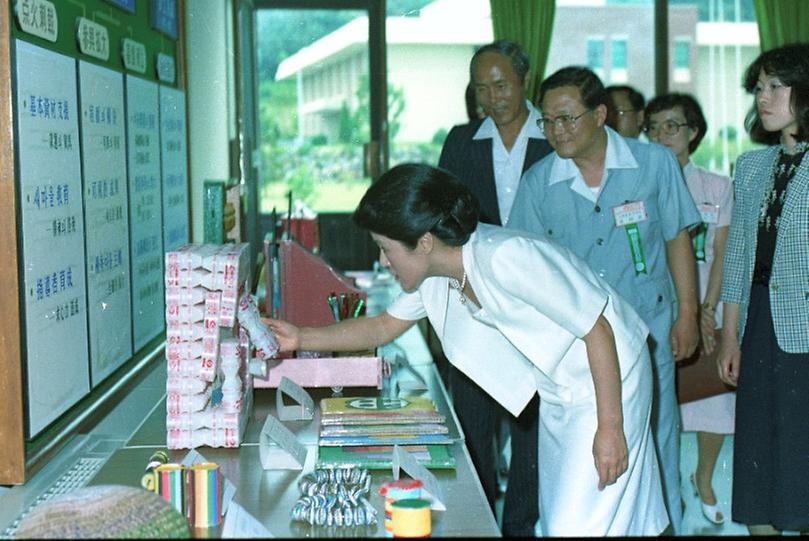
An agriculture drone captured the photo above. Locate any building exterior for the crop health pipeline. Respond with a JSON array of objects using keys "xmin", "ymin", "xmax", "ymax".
[{"xmin": 275, "ymin": 0, "xmax": 757, "ymax": 158}]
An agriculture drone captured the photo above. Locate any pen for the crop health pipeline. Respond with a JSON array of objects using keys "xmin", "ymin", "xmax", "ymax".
[
  {"xmin": 352, "ymin": 298, "xmax": 364, "ymax": 318},
  {"xmin": 327, "ymin": 292, "xmax": 340, "ymax": 322},
  {"xmin": 339, "ymin": 293, "xmax": 348, "ymax": 320}
]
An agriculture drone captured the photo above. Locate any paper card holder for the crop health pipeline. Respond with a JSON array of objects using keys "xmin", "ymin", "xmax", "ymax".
[
  {"xmin": 276, "ymin": 376, "xmax": 314, "ymax": 421},
  {"xmin": 392, "ymin": 445, "xmax": 446, "ymax": 511},
  {"xmin": 258, "ymin": 415, "xmax": 308, "ymax": 470}
]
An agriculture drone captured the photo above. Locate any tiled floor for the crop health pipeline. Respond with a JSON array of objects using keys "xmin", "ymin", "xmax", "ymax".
[
  {"xmin": 678, "ymin": 431, "xmax": 748, "ymax": 536},
  {"xmin": 493, "ymin": 430, "xmax": 751, "ymax": 536}
]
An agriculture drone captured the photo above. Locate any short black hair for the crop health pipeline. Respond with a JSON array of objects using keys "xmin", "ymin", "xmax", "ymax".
[
  {"xmin": 606, "ymin": 85, "xmax": 645, "ymax": 111},
  {"xmin": 742, "ymin": 43, "xmax": 809, "ymax": 145},
  {"xmin": 353, "ymin": 164, "xmax": 479, "ymax": 249},
  {"xmin": 470, "ymin": 39, "xmax": 530, "ymax": 83},
  {"xmin": 539, "ymin": 66, "xmax": 608, "ymax": 110},
  {"xmin": 645, "ymin": 93, "xmax": 708, "ymax": 154}
]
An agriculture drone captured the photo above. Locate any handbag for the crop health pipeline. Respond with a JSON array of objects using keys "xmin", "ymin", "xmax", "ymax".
[{"xmin": 676, "ymin": 329, "xmax": 736, "ymax": 404}]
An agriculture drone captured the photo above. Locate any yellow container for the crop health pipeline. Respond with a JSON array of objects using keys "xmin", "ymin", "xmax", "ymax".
[{"xmin": 391, "ymin": 498, "xmax": 431, "ymax": 538}]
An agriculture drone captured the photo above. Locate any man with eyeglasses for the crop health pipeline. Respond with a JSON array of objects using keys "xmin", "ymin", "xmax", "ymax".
[
  {"xmin": 509, "ymin": 66, "xmax": 701, "ymax": 535},
  {"xmin": 605, "ymin": 85, "xmax": 646, "ymax": 139},
  {"xmin": 438, "ymin": 39, "xmax": 552, "ymax": 537}
]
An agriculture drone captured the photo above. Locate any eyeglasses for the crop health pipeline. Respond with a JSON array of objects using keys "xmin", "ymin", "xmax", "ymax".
[
  {"xmin": 611, "ymin": 108, "xmax": 639, "ymax": 117},
  {"xmin": 644, "ymin": 120, "xmax": 689, "ymax": 136},
  {"xmin": 538, "ymin": 110, "xmax": 591, "ymax": 133}
]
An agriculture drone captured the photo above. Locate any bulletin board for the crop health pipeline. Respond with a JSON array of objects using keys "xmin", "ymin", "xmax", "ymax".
[{"xmin": 7, "ymin": 0, "xmax": 188, "ymax": 440}]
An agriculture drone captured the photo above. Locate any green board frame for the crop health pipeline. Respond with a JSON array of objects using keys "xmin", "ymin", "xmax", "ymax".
[{"xmin": 8, "ymin": 0, "xmax": 179, "ymax": 85}]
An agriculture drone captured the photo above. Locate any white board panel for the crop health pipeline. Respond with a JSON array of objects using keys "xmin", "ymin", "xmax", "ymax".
[
  {"xmin": 15, "ymin": 40, "xmax": 90, "ymax": 436},
  {"xmin": 79, "ymin": 61, "xmax": 133, "ymax": 386},
  {"xmin": 159, "ymin": 85, "xmax": 189, "ymax": 251},
  {"xmin": 126, "ymin": 75, "xmax": 164, "ymax": 351}
]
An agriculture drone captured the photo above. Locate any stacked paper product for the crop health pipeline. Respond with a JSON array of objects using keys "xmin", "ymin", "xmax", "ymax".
[
  {"xmin": 164, "ymin": 243, "xmax": 277, "ymax": 449},
  {"xmin": 316, "ymin": 396, "xmax": 456, "ymax": 469}
]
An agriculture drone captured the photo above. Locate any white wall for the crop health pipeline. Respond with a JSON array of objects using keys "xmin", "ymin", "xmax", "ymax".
[
  {"xmin": 184, "ymin": 0, "xmax": 234, "ymax": 242},
  {"xmin": 389, "ymin": 43, "xmax": 477, "ymax": 142}
]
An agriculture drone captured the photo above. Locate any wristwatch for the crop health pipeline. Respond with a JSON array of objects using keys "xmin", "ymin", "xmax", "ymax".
[{"xmin": 702, "ymin": 301, "xmax": 715, "ymax": 312}]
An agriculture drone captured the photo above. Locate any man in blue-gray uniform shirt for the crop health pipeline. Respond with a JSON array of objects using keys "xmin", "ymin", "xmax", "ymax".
[{"xmin": 509, "ymin": 67, "xmax": 700, "ymax": 535}]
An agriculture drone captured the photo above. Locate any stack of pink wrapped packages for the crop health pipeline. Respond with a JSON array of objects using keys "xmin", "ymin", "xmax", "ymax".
[{"xmin": 164, "ymin": 243, "xmax": 280, "ymax": 449}]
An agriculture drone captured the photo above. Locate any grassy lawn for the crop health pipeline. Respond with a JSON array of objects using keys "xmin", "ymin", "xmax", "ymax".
[{"xmin": 260, "ymin": 179, "xmax": 371, "ymax": 214}]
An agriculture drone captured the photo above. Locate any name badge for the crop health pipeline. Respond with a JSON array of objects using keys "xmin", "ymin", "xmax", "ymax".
[
  {"xmin": 613, "ymin": 201, "xmax": 648, "ymax": 227},
  {"xmin": 698, "ymin": 203, "xmax": 720, "ymax": 224}
]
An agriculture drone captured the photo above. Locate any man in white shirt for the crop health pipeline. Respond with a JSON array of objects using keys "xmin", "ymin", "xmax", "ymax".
[{"xmin": 437, "ymin": 39, "xmax": 552, "ymax": 537}]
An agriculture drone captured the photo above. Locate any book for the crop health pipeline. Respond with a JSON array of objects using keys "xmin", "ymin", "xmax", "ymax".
[
  {"xmin": 320, "ymin": 396, "xmax": 441, "ymax": 417},
  {"xmin": 318, "ymin": 432, "xmax": 453, "ymax": 447},
  {"xmin": 317, "ymin": 445, "xmax": 456, "ymax": 470},
  {"xmin": 319, "ymin": 423, "xmax": 449, "ymax": 438}
]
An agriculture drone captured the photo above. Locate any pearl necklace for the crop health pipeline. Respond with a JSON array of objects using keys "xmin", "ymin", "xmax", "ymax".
[{"xmin": 451, "ymin": 271, "xmax": 467, "ymax": 304}]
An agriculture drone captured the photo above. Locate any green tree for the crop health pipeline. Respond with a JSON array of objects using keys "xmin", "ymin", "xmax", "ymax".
[{"xmin": 348, "ymin": 74, "xmax": 406, "ymax": 143}]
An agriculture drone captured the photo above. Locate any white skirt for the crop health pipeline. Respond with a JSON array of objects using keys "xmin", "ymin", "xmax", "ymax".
[
  {"xmin": 536, "ymin": 348, "xmax": 669, "ymax": 536},
  {"xmin": 680, "ymin": 392, "xmax": 736, "ymax": 434}
]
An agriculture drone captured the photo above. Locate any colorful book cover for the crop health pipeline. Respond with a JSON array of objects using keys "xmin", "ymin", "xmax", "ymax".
[
  {"xmin": 320, "ymin": 396, "xmax": 439, "ymax": 416},
  {"xmin": 320, "ymin": 423, "xmax": 449, "ymax": 438},
  {"xmin": 318, "ymin": 432, "xmax": 453, "ymax": 447},
  {"xmin": 317, "ymin": 444, "xmax": 456, "ymax": 470},
  {"xmin": 319, "ymin": 413, "xmax": 446, "ymax": 426}
]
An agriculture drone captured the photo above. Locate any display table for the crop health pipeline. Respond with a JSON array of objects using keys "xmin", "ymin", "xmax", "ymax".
[{"xmin": 88, "ymin": 361, "xmax": 499, "ymax": 537}]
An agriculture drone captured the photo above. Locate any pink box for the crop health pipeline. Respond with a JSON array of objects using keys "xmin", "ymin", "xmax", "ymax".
[{"xmin": 253, "ymin": 356, "xmax": 382, "ymax": 389}]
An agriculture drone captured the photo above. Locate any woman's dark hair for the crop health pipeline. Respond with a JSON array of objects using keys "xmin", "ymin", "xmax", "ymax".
[
  {"xmin": 743, "ymin": 43, "xmax": 809, "ymax": 145},
  {"xmin": 538, "ymin": 66, "xmax": 608, "ymax": 110},
  {"xmin": 353, "ymin": 163, "xmax": 479, "ymax": 249},
  {"xmin": 645, "ymin": 93, "xmax": 708, "ymax": 154},
  {"xmin": 470, "ymin": 39, "xmax": 530, "ymax": 83}
]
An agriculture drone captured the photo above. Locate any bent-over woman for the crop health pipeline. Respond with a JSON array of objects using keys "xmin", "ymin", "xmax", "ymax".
[{"xmin": 265, "ymin": 163, "xmax": 667, "ymax": 536}]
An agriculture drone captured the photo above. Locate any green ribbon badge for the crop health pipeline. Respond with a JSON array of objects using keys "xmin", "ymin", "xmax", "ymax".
[
  {"xmin": 624, "ymin": 224, "xmax": 647, "ymax": 275},
  {"xmin": 692, "ymin": 223, "xmax": 707, "ymax": 262}
]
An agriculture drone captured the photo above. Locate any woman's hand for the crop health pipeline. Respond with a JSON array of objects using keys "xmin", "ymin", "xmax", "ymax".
[
  {"xmin": 700, "ymin": 306, "xmax": 718, "ymax": 355},
  {"xmin": 670, "ymin": 313, "xmax": 699, "ymax": 361},
  {"xmin": 716, "ymin": 333, "xmax": 741, "ymax": 386},
  {"xmin": 592, "ymin": 425, "xmax": 629, "ymax": 491},
  {"xmin": 262, "ymin": 318, "xmax": 301, "ymax": 352}
]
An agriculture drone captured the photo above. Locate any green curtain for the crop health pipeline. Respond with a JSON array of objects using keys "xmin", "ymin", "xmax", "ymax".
[
  {"xmin": 753, "ymin": 0, "xmax": 809, "ymax": 51},
  {"xmin": 489, "ymin": 0, "xmax": 556, "ymax": 103}
]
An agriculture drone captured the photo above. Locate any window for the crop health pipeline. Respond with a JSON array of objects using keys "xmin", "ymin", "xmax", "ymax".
[
  {"xmin": 673, "ymin": 38, "xmax": 691, "ymax": 83},
  {"xmin": 670, "ymin": 0, "xmax": 759, "ymax": 175},
  {"xmin": 587, "ymin": 38, "xmax": 606, "ymax": 79},
  {"xmin": 611, "ymin": 37, "xmax": 628, "ymax": 83}
]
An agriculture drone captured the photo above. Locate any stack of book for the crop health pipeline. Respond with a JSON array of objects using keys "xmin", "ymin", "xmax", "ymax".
[{"xmin": 316, "ymin": 396, "xmax": 456, "ymax": 469}]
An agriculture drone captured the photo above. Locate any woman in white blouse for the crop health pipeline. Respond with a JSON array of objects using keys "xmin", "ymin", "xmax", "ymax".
[{"xmin": 265, "ymin": 163, "xmax": 667, "ymax": 536}]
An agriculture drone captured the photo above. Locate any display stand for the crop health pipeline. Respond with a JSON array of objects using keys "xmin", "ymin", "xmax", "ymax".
[{"xmin": 256, "ymin": 239, "xmax": 379, "ymax": 390}]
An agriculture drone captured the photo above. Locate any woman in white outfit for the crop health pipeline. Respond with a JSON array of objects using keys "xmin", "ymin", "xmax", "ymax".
[
  {"xmin": 265, "ymin": 163, "xmax": 668, "ymax": 536},
  {"xmin": 645, "ymin": 93, "xmax": 734, "ymax": 525}
]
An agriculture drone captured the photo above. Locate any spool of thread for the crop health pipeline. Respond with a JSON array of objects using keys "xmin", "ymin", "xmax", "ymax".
[
  {"xmin": 141, "ymin": 449, "xmax": 170, "ymax": 492},
  {"xmin": 391, "ymin": 498, "xmax": 431, "ymax": 538},
  {"xmin": 378, "ymin": 479, "xmax": 423, "ymax": 536},
  {"xmin": 154, "ymin": 463, "xmax": 185, "ymax": 514},
  {"xmin": 186, "ymin": 462, "xmax": 222, "ymax": 528}
]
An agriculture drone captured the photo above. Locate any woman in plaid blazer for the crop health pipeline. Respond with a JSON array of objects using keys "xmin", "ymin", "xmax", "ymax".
[{"xmin": 717, "ymin": 43, "xmax": 809, "ymax": 535}]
